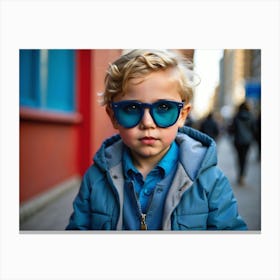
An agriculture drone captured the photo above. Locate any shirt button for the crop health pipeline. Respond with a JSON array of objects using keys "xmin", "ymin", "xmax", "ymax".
[{"xmin": 144, "ymin": 189, "xmax": 152, "ymax": 196}]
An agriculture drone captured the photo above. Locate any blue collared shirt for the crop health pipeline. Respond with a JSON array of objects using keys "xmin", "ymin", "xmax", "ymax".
[{"xmin": 122, "ymin": 141, "xmax": 179, "ymax": 229}]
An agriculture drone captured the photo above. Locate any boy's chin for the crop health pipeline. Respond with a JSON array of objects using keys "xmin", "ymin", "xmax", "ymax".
[{"xmin": 131, "ymin": 146, "xmax": 170, "ymax": 159}]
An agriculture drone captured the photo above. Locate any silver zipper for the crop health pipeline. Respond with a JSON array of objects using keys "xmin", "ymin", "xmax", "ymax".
[
  {"xmin": 130, "ymin": 181, "xmax": 148, "ymax": 230},
  {"xmin": 135, "ymin": 192, "xmax": 148, "ymax": 230},
  {"xmin": 140, "ymin": 213, "xmax": 147, "ymax": 230}
]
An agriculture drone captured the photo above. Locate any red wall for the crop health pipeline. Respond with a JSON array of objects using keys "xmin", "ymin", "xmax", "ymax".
[
  {"xmin": 76, "ymin": 50, "xmax": 92, "ymax": 175},
  {"xmin": 76, "ymin": 49, "xmax": 121, "ymax": 173},
  {"xmin": 20, "ymin": 49, "xmax": 122, "ymax": 203},
  {"xmin": 20, "ymin": 117, "xmax": 79, "ymax": 202},
  {"xmin": 90, "ymin": 50, "xmax": 121, "ymax": 159}
]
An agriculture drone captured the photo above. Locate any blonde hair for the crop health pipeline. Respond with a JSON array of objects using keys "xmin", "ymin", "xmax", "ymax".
[{"xmin": 100, "ymin": 49, "xmax": 199, "ymax": 106}]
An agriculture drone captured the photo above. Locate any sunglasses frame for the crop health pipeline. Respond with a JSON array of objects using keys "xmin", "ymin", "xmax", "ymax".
[{"xmin": 111, "ymin": 100, "xmax": 184, "ymax": 128}]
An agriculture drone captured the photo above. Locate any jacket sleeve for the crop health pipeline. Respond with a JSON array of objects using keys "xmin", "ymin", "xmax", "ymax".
[
  {"xmin": 206, "ymin": 167, "xmax": 247, "ymax": 230},
  {"xmin": 66, "ymin": 171, "xmax": 92, "ymax": 230}
]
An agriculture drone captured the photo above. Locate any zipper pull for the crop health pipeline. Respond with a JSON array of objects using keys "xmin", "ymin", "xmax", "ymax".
[{"xmin": 140, "ymin": 213, "xmax": 147, "ymax": 230}]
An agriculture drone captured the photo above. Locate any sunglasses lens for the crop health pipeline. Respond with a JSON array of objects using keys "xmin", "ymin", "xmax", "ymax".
[
  {"xmin": 113, "ymin": 102, "xmax": 142, "ymax": 128},
  {"xmin": 152, "ymin": 101, "xmax": 181, "ymax": 127}
]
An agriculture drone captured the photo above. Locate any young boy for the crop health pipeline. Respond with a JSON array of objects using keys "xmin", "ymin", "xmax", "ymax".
[{"xmin": 66, "ymin": 49, "xmax": 247, "ymax": 231}]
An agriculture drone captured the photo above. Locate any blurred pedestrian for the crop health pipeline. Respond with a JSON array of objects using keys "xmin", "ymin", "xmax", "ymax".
[
  {"xmin": 199, "ymin": 112, "xmax": 220, "ymax": 141},
  {"xmin": 254, "ymin": 111, "xmax": 261, "ymax": 161},
  {"xmin": 229, "ymin": 101, "xmax": 256, "ymax": 186}
]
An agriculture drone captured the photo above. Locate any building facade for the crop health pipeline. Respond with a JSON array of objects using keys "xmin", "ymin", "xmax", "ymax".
[
  {"xmin": 20, "ymin": 50, "xmax": 121, "ymax": 219},
  {"xmin": 218, "ymin": 49, "xmax": 261, "ymax": 119}
]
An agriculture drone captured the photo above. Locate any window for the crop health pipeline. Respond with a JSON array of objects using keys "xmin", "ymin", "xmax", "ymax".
[{"xmin": 20, "ymin": 49, "xmax": 76, "ymax": 113}]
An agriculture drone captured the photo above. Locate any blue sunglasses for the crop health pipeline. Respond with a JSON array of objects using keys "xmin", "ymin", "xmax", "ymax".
[{"xmin": 111, "ymin": 100, "xmax": 184, "ymax": 128}]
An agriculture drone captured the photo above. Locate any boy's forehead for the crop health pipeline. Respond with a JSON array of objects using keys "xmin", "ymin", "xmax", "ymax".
[
  {"xmin": 126, "ymin": 68, "xmax": 180, "ymax": 87},
  {"xmin": 118, "ymin": 70, "xmax": 183, "ymax": 102}
]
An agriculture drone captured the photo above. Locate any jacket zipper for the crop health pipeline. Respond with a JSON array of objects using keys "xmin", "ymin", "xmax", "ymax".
[
  {"xmin": 130, "ymin": 181, "xmax": 149, "ymax": 230},
  {"xmin": 134, "ymin": 188, "xmax": 148, "ymax": 230},
  {"xmin": 137, "ymin": 187, "xmax": 159, "ymax": 230},
  {"xmin": 140, "ymin": 213, "xmax": 147, "ymax": 230},
  {"xmin": 139, "ymin": 186, "xmax": 159, "ymax": 230}
]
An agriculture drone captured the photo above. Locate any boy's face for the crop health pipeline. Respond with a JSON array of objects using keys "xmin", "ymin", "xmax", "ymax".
[{"xmin": 107, "ymin": 69, "xmax": 191, "ymax": 164}]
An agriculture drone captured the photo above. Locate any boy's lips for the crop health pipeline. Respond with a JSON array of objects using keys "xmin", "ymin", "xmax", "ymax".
[{"xmin": 140, "ymin": 136, "xmax": 158, "ymax": 145}]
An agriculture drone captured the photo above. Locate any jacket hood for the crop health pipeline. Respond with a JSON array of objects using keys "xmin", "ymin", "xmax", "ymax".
[
  {"xmin": 177, "ymin": 126, "xmax": 217, "ymax": 180},
  {"xmin": 93, "ymin": 133, "xmax": 123, "ymax": 171},
  {"xmin": 93, "ymin": 126, "xmax": 217, "ymax": 181}
]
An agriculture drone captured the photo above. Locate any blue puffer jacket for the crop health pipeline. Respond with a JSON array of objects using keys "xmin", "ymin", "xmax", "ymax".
[{"xmin": 66, "ymin": 126, "xmax": 247, "ymax": 230}]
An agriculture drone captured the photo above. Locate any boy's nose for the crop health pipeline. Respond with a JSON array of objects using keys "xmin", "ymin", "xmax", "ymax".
[{"xmin": 139, "ymin": 108, "xmax": 156, "ymax": 129}]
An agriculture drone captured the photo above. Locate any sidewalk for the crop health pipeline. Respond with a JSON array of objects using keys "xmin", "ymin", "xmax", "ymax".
[
  {"xmin": 20, "ymin": 184, "xmax": 80, "ymax": 231},
  {"xmin": 20, "ymin": 136, "xmax": 261, "ymax": 231},
  {"xmin": 216, "ymin": 135, "xmax": 261, "ymax": 231}
]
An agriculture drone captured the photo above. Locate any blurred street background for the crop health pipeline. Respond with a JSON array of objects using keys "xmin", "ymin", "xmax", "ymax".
[{"xmin": 20, "ymin": 49, "xmax": 261, "ymax": 231}]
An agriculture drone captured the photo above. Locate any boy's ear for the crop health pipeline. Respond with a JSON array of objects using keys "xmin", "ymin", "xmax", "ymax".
[
  {"xmin": 106, "ymin": 105, "xmax": 119, "ymax": 129},
  {"xmin": 178, "ymin": 103, "xmax": 192, "ymax": 128}
]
